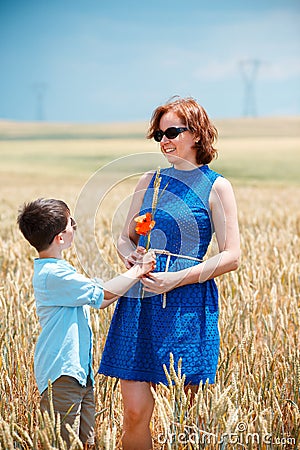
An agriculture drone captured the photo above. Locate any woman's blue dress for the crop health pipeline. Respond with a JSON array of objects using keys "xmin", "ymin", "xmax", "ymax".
[{"xmin": 99, "ymin": 165, "xmax": 222, "ymax": 385}]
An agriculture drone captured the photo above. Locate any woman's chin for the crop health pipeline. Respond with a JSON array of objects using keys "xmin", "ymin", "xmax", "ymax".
[{"xmin": 162, "ymin": 151, "xmax": 177, "ymax": 163}]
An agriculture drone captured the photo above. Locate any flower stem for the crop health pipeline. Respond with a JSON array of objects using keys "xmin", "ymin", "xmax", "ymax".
[{"xmin": 146, "ymin": 232, "xmax": 151, "ymax": 251}]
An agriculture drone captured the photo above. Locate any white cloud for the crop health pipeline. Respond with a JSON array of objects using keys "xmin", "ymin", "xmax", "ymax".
[
  {"xmin": 186, "ymin": 9, "xmax": 300, "ymax": 82},
  {"xmin": 192, "ymin": 60, "xmax": 238, "ymax": 81},
  {"xmin": 259, "ymin": 59, "xmax": 300, "ymax": 80},
  {"xmin": 191, "ymin": 58, "xmax": 300, "ymax": 82}
]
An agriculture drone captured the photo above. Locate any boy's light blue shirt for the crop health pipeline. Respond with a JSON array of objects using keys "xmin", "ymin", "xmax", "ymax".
[{"xmin": 33, "ymin": 258, "xmax": 104, "ymax": 394}]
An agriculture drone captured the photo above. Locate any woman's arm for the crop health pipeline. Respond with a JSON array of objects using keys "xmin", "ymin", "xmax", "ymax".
[
  {"xmin": 142, "ymin": 177, "xmax": 240, "ymax": 293},
  {"xmin": 100, "ymin": 171, "xmax": 156, "ymax": 308},
  {"xmin": 188, "ymin": 176, "xmax": 240, "ymax": 283},
  {"xmin": 117, "ymin": 171, "xmax": 154, "ymax": 268}
]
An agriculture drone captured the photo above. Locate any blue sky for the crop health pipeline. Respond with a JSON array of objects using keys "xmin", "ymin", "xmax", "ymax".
[{"xmin": 1, "ymin": 0, "xmax": 299, "ymax": 122}]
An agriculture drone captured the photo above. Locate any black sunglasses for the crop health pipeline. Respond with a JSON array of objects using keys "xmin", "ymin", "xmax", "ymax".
[
  {"xmin": 70, "ymin": 217, "xmax": 77, "ymax": 231},
  {"xmin": 48, "ymin": 217, "xmax": 77, "ymax": 245},
  {"xmin": 153, "ymin": 127, "xmax": 188, "ymax": 142}
]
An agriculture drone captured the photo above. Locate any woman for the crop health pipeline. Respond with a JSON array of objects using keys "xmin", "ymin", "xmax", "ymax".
[{"xmin": 99, "ymin": 97, "xmax": 240, "ymax": 450}]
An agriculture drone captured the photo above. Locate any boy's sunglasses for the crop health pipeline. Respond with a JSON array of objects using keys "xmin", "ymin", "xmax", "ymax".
[
  {"xmin": 48, "ymin": 217, "xmax": 77, "ymax": 245},
  {"xmin": 153, "ymin": 127, "xmax": 188, "ymax": 142},
  {"xmin": 70, "ymin": 217, "xmax": 77, "ymax": 231}
]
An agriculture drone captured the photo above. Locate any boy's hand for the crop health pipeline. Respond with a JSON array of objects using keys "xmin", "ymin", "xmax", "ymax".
[
  {"xmin": 103, "ymin": 250, "xmax": 156, "ymax": 302},
  {"xmin": 124, "ymin": 246, "xmax": 147, "ymax": 269},
  {"xmin": 132, "ymin": 250, "xmax": 156, "ymax": 277}
]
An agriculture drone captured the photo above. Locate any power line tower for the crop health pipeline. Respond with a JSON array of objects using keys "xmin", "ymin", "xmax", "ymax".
[
  {"xmin": 239, "ymin": 59, "xmax": 262, "ymax": 117},
  {"xmin": 32, "ymin": 82, "xmax": 48, "ymax": 121}
]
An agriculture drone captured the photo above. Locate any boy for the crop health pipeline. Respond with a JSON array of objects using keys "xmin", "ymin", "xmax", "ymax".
[{"xmin": 17, "ymin": 198, "xmax": 155, "ymax": 449}]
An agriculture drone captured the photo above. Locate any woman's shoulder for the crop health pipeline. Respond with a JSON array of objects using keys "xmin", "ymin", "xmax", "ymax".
[
  {"xmin": 209, "ymin": 175, "xmax": 236, "ymax": 209},
  {"xmin": 212, "ymin": 175, "xmax": 232, "ymax": 191},
  {"xmin": 134, "ymin": 170, "xmax": 155, "ymax": 192}
]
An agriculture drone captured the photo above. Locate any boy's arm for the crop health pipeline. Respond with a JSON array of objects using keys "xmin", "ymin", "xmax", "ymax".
[
  {"xmin": 101, "ymin": 251, "xmax": 155, "ymax": 308},
  {"xmin": 40, "ymin": 252, "xmax": 154, "ymax": 309},
  {"xmin": 42, "ymin": 268, "xmax": 104, "ymax": 309}
]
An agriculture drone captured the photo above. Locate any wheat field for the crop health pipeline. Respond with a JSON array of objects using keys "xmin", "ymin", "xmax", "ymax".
[{"xmin": 0, "ymin": 118, "xmax": 299, "ymax": 449}]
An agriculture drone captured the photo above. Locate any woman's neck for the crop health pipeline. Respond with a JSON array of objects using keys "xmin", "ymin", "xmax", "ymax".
[{"xmin": 173, "ymin": 159, "xmax": 202, "ymax": 171}]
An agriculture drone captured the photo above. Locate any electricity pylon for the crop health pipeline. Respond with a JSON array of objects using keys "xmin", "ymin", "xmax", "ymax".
[
  {"xmin": 32, "ymin": 82, "xmax": 48, "ymax": 121},
  {"xmin": 239, "ymin": 59, "xmax": 262, "ymax": 117}
]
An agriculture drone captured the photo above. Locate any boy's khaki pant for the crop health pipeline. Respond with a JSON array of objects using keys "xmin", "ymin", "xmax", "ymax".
[{"xmin": 40, "ymin": 375, "xmax": 95, "ymax": 447}]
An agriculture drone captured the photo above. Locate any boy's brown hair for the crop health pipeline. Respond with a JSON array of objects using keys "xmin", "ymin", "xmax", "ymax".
[{"xmin": 17, "ymin": 198, "xmax": 70, "ymax": 251}]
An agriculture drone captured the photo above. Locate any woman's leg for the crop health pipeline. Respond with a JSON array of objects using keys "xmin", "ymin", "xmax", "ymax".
[
  {"xmin": 184, "ymin": 384, "xmax": 198, "ymax": 400},
  {"xmin": 120, "ymin": 380, "xmax": 155, "ymax": 450}
]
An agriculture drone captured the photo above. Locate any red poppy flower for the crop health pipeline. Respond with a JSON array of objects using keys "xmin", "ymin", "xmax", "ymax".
[{"xmin": 134, "ymin": 212, "xmax": 155, "ymax": 236}]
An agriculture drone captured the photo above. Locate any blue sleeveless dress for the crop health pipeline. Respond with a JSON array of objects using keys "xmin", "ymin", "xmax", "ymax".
[{"xmin": 99, "ymin": 165, "xmax": 222, "ymax": 385}]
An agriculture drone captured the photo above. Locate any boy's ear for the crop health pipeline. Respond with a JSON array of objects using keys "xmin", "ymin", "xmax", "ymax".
[{"xmin": 54, "ymin": 233, "xmax": 64, "ymax": 244}]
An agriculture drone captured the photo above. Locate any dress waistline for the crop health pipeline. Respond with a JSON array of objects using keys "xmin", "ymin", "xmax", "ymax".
[
  {"xmin": 153, "ymin": 249, "xmax": 203, "ymax": 262},
  {"xmin": 152, "ymin": 249, "xmax": 203, "ymax": 308}
]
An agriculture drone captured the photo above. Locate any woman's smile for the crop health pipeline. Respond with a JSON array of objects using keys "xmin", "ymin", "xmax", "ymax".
[
  {"xmin": 162, "ymin": 146, "xmax": 176, "ymax": 153},
  {"xmin": 158, "ymin": 111, "xmax": 198, "ymax": 168}
]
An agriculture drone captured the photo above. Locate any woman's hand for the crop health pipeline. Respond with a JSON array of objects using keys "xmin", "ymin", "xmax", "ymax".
[{"xmin": 141, "ymin": 271, "xmax": 184, "ymax": 294}]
